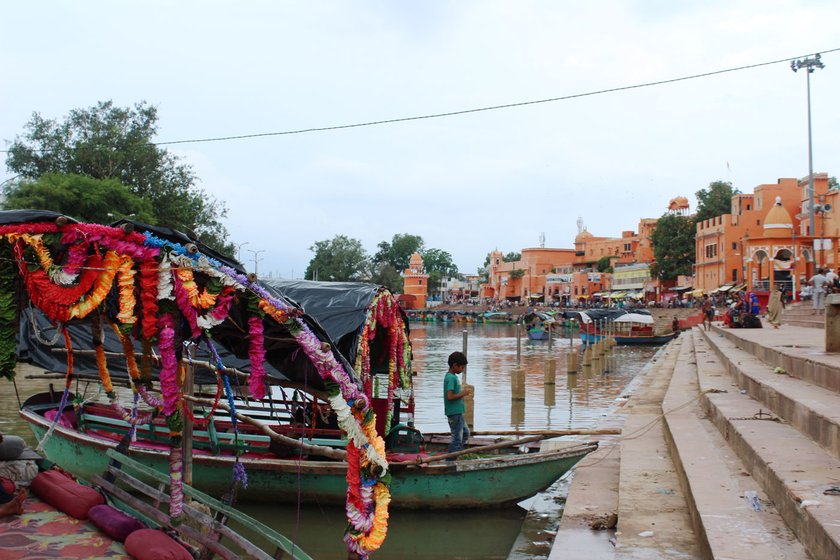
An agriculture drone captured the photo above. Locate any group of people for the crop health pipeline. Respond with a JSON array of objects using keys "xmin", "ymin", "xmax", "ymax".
[{"xmin": 804, "ymin": 268, "xmax": 840, "ymax": 312}]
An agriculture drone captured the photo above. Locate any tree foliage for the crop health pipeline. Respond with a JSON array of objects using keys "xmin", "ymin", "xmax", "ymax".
[
  {"xmin": 305, "ymin": 235, "xmax": 369, "ymax": 282},
  {"xmin": 372, "ymin": 234, "xmax": 424, "ymax": 272},
  {"xmin": 509, "ymin": 269, "xmax": 525, "ymax": 279},
  {"xmin": 369, "ymin": 262, "xmax": 403, "ymax": 292},
  {"xmin": 651, "ymin": 214, "xmax": 696, "ymax": 281},
  {"xmin": 695, "ymin": 180, "xmax": 739, "ymax": 223},
  {"xmin": 2, "ymin": 173, "xmax": 156, "ymax": 225},
  {"xmin": 4, "ymin": 100, "xmax": 230, "ymax": 251},
  {"xmin": 421, "ymin": 248, "xmax": 459, "ymax": 296},
  {"xmin": 503, "ymin": 251, "xmax": 521, "ymax": 262},
  {"xmin": 596, "ymin": 256, "xmax": 613, "ymax": 273}
]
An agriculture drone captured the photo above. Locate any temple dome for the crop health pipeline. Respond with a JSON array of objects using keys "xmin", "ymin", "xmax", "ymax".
[
  {"xmin": 575, "ymin": 229, "xmax": 594, "ymax": 242},
  {"xmin": 763, "ymin": 196, "xmax": 793, "ymax": 237}
]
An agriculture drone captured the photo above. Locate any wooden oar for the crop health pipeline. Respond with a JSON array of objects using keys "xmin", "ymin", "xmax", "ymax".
[
  {"xmin": 184, "ymin": 395, "xmax": 347, "ymax": 461},
  {"xmin": 422, "ymin": 428, "xmax": 621, "ymax": 437},
  {"xmin": 389, "ymin": 434, "xmax": 593, "ymax": 466}
]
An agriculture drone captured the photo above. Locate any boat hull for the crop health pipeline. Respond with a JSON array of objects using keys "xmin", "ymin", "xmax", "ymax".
[
  {"xmin": 23, "ymin": 407, "xmax": 594, "ymax": 509},
  {"xmin": 580, "ymin": 332, "xmax": 674, "ymax": 346}
]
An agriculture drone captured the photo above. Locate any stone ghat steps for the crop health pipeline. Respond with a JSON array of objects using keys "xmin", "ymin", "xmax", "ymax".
[
  {"xmin": 782, "ymin": 302, "xmax": 825, "ymax": 328},
  {"xmin": 696, "ymin": 328, "xmax": 840, "ymax": 560},
  {"xmin": 662, "ymin": 332, "xmax": 807, "ymax": 559}
]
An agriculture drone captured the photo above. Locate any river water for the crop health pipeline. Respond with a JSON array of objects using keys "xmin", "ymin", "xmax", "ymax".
[{"xmin": 0, "ymin": 322, "xmax": 656, "ymax": 559}]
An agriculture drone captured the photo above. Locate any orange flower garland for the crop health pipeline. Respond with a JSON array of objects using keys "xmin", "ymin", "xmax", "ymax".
[
  {"xmin": 116, "ymin": 255, "xmax": 137, "ymax": 327},
  {"xmin": 68, "ymin": 250, "xmax": 122, "ymax": 319},
  {"xmin": 175, "ymin": 267, "xmax": 219, "ymax": 309}
]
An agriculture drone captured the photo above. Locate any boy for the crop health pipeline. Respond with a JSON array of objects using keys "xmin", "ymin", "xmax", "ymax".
[{"xmin": 444, "ymin": 352, "xmax": 471, "ymax": 457}]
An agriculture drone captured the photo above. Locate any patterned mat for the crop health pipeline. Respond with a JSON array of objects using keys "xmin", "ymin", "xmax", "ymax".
[{"xmin": 0, "ymin": 495, "xmax": 127, "ymax": 559}]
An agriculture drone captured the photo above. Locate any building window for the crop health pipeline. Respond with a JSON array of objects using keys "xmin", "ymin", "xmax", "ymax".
[
  {"xmin": 732, "ymin": 242, "xmax": 737, "ymax": 250},
  {"xmin": 747, "ymin": 204, "xmax": 751, "ymax": 210},
  {"xmin": 418, "ymin": 280, "xmax": 422, "ymax": 285},
  {"xmin": 705, "ymin": 244, "xmax": 718, "ymax": 259},
  {"xmin": 624, "ymin": 243, "xmax": 631, "ymax": 252},
  {"xmin": 732, "ymin": 269, "xmax": 738, "ymax": 282}
]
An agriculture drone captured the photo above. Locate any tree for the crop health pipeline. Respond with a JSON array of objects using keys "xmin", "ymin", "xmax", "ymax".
[
  {"xmin": 650, "ymin": 214, "xmax": 696, "ymax": 281},
  {"xmin": 503, "ymin": 251, "xmax": 521, "ymax": 262},
  {"xmin": 509, "ymin": 269, "xmax": 525, "ymax": 279},
  {"xmin": 305, "ymin": 235, "xmax": 369, "ymax": 281},
  {"xmin": 372, "ymin": 234, "xmax": 424, "ymax": 272},
  {"xmin": 695, "ymin": 181, "xmax": 740, "ymax": 223},
  {"xmin": 368, "ymin": 262, "xmax": 403, "ymax": 292},
  {"xmin": 421, "ymin": 248, "xmax": 459, "ymax": 297},
  {"xmin": 2, "ymin": 173, "xmax": 155, "ymax": 225},
  {"xmin": 829, "ymin": 176, "xmax": 838, "ymax": 190},
  {"xmin": 596, "ymin": 256, "xmax": 613, "ymax": 273},
  {"xmin": 5, "ymin": 100, "xmax": 230, "ymax": 251}
]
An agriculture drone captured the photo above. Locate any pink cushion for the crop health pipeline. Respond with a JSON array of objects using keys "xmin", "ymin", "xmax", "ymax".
[
  {"xmin": 88, "ymin": 504, "xmax": 145, "ymax": 542},
  {"xmin": 124, "ymin": 529, "xmax": 193, "ymax": 560},
  {"xmin": 45, "ymin": 408, "xmax": 76, "ymax": 429},
  {"xmin": 30, "ymin": 469, "xmax": 104, "ymax": 519}
]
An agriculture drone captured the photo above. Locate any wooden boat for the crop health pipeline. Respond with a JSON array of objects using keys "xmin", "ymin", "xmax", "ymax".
[
  {"xmin": 21, "ymin": 391, "xmax": 598, "ymax": 509},
  {"xmin": 5, "ymin": 447, "xmax": 312, "ymax": 559},
  {"xmin": 483, "ymin": 311, "xmax": 515, "ymax": 324},
  {"xmin": 569, "ymin": 309, "xmax": 675, "ymax": 346}
]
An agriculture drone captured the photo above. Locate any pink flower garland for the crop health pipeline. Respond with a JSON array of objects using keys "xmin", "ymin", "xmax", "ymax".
[
  {"xmin": 157, "ymin": 313, "xmax": 180, "ymax": 416},
  {"xmin": 247, "ymin": 316, "xmax": 267, "ymax": 400}
]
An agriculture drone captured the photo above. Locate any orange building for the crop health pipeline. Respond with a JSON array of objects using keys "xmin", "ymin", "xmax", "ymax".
[
  {"xmin": 400, "ymin": 252, "xmax": 429, "ymax": 309},
  {"xmin": 573, "ymin": 220, "xmax": 657, "ymax": 270},
  {"xmin": 694, "ymin": 174, "xmax": 837, "ymax": 304},
  {"xmin": 480, "ymin": 247, "xmax": 577, "ymax": 302}
]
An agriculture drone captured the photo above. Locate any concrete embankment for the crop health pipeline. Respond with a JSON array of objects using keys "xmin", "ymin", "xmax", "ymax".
[{"xmin": 548, "ymin": 318, "xmax": 840, "ymax": 560}]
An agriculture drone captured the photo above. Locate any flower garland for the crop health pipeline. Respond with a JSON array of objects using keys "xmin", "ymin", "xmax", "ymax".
[
  {"xmin": 91, "ymin": 313, "xmax": 115, "ymax": 398},
  {"xmin": 0, "ymin": 241, "xmax": 18, "ymax": 381},
  {"xmin": 116, "ymin": 255, "xmax": 137, "ymax": 327},
  {"xmin": 169, "ymin": 446, "xmax": 184, "ymax": 520},
  {"xmin": 157, "ymin": 312, "xmax": 180, "ymax": 416},
  {"xmin": 247, "ymin": 316, "xmax": 267, "ymax": 400},
  {"xmin": 67, "ymin": 250, "xmax": 122, "ymax": 319},
  {"xmin": 36, "ymin": 328, "xmax": 74, "ymax": 453}
]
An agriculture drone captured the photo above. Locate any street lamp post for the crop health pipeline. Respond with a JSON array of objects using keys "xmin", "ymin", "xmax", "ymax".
[
  {"xmin": 234, "ymin": 241, "xmax": 249, "ymax": 262},
  {"xmin": 247, "ymin": 249, "xmax": 265, "ymax": 276},
  {"xmin": 791, "ymin": 53, "xmax": 826, "ymax": 256}
]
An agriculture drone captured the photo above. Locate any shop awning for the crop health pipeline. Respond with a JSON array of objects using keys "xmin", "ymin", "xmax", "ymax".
[
  {"xmin": 731, "ymin": 282, "xmax": 747, "ymax": 292},
  {"xmin": 591, "ymin": 292, "xmax": 609, "ymax": 297},
  {"xmin": 670, "ymin": 286, "xmax": 693, "ymax": 292},
  {"xmin": 690, "ymin": 289, "xmax": 704, "ymax": 297},
  {"xmin": 715, "ymin": 283, "xmax": 735, "ymax": 293},
  {"xmin": 629, "ymin": 291, "xmax": 644, "ymax": 299},
  {"xmin": 608, "ymin": 291, "xmax": 626, "ymax": 298}
]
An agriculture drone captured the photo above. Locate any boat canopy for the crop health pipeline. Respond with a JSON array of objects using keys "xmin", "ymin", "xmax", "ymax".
[{"xmin": 563, "ymin": 309, "xmax": 654, "ymax": 325}]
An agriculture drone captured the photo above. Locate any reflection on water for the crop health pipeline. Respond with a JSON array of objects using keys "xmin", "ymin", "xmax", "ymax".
[{"xmin": 0, "ymin": 324, "xmax": 656, "ymax": 559}]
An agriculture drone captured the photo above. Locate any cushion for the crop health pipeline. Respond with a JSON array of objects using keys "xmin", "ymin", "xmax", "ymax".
[
  {"xmin": 124, "ymin": 528, "xmax": 193, "ymax": 560},
  {"xmin": 30, "ymin": 469, "xmax": 104, "ymax": 519},
  {"xmin": 45, "ymin": 409, "xmax": 77, "ymax": 429},
  {"xmin": 0, "ymin": 435, "xmax": 25, "ymax": 460},
  {"xmin": 88, "ymin": 503, "xmax": 145, "ymax": 542}
]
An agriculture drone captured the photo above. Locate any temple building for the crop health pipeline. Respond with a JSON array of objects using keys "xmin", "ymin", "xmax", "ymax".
[{"xmin": 399, "ymin": 252, "xmax": 429, "ymax": 309}]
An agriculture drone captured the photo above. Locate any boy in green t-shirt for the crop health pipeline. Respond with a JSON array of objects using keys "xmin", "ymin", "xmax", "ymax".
[{"xmin": 444, "ymin": 352, "xmax": 471, "ymax": 457}]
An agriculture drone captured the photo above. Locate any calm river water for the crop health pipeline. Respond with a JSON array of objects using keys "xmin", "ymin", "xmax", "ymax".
[{"xmin": 0, "ymin": 322, "xmax": 656, "ymax": 559}]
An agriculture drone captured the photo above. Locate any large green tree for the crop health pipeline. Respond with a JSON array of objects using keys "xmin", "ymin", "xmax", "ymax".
[
  {"xmin": 368, "ymin": 262, "xmax": 404, "ymax": 292},
  {"xmin": 695, "ymin": 180, "xmax": 739, "ymax": 223},
  {"xmin": 372, "ymin": 234, "xmax": 424, "ymax": 272},
  {"xmin": 651, "ymin": 214, "xmax": 696, "ymax": 281},
  {"xmin": 305, "ymin": 235, "xmax": 369, "ymax": 281},
  {"xmin": 421, "ymin": 248, "xmax": 459, "ymax": 296},
  {"xmin": 2, "ymin": 173, "xmax": 155, "ymax": 225},
  {"xmin": 5, "ymin": 100, "xmax": 230, "ymax": 251},
  {"xmin": 503, "ymin": 251, "xmax": 521, "ymax": 263}
]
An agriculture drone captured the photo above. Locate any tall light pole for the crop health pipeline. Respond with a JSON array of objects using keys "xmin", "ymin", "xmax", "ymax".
[
  {"xmin": 233, "ymin": 241, "xmax": 249, "ymax": 262},
  {"xmin": 247, "ymin": 249, "xmax": 265, "ymax": 275},
  {"xmin": 791, "ymin": 53, "xmax": 825, "ymax": 250}
]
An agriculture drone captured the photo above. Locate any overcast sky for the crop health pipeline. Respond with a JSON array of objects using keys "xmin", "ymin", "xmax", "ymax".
[{"xmin": 3, "ymin": 1, "xmax": 840, "ymax": 278}]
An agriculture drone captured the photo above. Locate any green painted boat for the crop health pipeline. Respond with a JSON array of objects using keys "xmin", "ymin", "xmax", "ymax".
[{"xmin": 22, "ymin": 393, "xmax": 597, "ymax": 509}]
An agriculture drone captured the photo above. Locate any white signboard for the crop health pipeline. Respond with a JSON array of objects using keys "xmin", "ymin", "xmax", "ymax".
[{"xmin": 546, "ymin": 273, "xmax": 573, "ymax": 284}]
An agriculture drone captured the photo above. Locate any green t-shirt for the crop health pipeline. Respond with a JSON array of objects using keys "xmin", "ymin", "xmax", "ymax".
[{"xmin": 444, "ymin": 371, "xmax": 464, "ymax": 416}]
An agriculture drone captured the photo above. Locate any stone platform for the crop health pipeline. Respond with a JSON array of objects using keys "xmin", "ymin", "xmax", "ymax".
[{"xmin": 546, "ymin": 318, "xmax": 840, "ymax": 560}]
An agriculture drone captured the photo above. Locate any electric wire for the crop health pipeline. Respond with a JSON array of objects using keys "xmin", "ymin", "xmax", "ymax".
[{"xmin": 2, "ymin": 47, "xmax": 838, "ymax": 154}]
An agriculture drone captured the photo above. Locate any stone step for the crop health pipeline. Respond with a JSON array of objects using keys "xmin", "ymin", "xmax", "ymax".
[
  {"xmin": 699, "ymin": 328, "xmax": 840, "ymax": 458},
  {"xmin": 692, "ymin": 329, "xmax": 840, "ymax": 560},
  {"xmin": 613, "ymin": 337, "xmax": 701, "ymax": 558},
  {"xmin": 661, "ymin": 332, "xmax": 806, "ymax": 559},
  {"xmin": 710, "ymin": 323, "xmax": 840, "ymax": 394}
]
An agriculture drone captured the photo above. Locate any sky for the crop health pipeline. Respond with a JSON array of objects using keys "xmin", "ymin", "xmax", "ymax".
[{"xmin": 2, "ymin": 1, "xmax": 840, "ymax": 279}]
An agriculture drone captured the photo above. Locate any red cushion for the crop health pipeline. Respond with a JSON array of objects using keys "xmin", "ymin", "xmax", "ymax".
[
  {"xmin": 30, "ymin": 469, "xmax": 104, "ymax": 519},
  {"xmin": 88, "ymin": 503, "xmax": 145, "ymax": 542},
  {"xmin": 124, "ymin": 528, "xmax": 193, "ymax": 560}
]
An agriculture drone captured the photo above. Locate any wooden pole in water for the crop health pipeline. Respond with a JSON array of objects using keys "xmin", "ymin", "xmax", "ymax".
[
  {"xmin": 511, "ymin": 367, "xmax": 525, "ymax": 401},
  {"xmin": 582, "ymin": 345, "xmax": 592, "ymax": 367},
  {"xmin": 567, "ymin": 350, "xmax": 578, "ymax": 374},
  {"xmin": 462, "ymin": 329, "xmax": 474, "ymax": 430},
  {"xmin": 548, "ymin": 322, "xmax": 553, "ymax": 349},
  {"xmin": 545, "ymin": 358, "xmax": 556, "ymax": 385},
  {"xmin": 181, "ymin": 344, "xmax": 195, "ymax": 486},
  {"xmin": 516, "ymin": 322, "xmax": 522, "ymax": 364}
]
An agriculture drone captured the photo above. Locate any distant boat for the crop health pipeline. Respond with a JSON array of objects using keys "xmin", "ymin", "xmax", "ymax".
[
  {"xmin": 567, "ymin": 309, "xmax": 675, "ymax": 346},
  {"xmin": 483, "ymin": 311, "xmax": 515, "ymax": 324}
]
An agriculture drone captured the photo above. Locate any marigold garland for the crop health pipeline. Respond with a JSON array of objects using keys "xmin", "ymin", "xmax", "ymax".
[
  {"xmin": 68, "ymin": 250, "xmax": 122, "ymax": 319},
  {"xmin": 91, "ymin": 313, "xmax": 114, "ymax": 398}
]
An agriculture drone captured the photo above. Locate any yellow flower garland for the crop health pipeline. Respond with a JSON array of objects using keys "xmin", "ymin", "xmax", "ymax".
[
  {"xmin": 68, "ymin": 251, "xmax": 121, "ymax": 319},
  {"xmin": 176, "ymin": 267, "xmax": 218, "ymax": 309},
  {"xmin": 117, "ymin": 255, "xmax": 137, "ymax": 326},
  {"xmin": 8, "ymin": 233, "xmax": 53, "ymax": 269}
]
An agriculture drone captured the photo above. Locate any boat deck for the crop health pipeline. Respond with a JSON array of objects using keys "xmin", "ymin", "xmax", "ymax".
[{"xmin": 0, "ymin": 494, "xmax": 127, "ymax": 559}]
